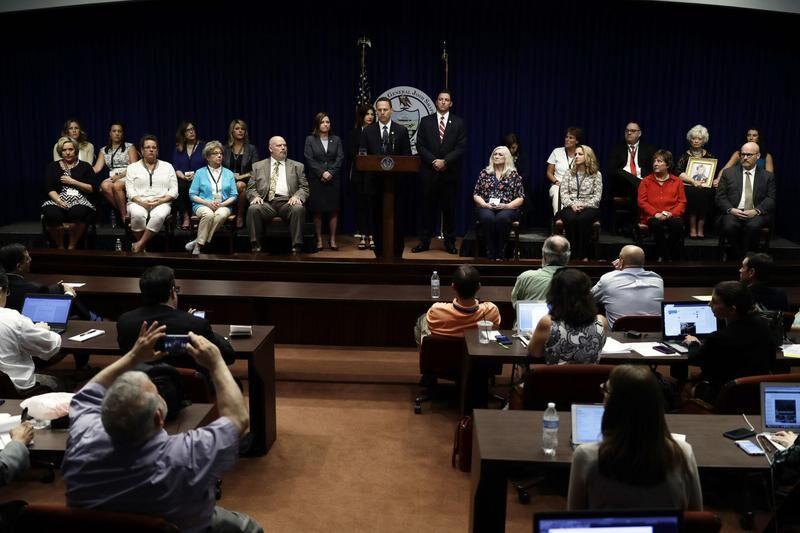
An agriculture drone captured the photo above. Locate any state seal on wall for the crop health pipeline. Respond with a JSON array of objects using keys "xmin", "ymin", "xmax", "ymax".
[{"xmin": 377, "ymin": 86, "xmax": 435, "ymax": 155}]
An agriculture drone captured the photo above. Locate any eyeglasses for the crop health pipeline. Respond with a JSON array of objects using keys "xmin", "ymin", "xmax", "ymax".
[
  {"xmin": 173, "ymin": 285, "xmax": 181, "ymax": 294},
  {"xmin": 600, "ymin": 382, "xmax": 610, "ymax": 396},
  {"xmin": 210, "ymin": 151, "xmax": 223, "ymax": 156},
  {"xmin": 625, "ymin": 129, "xmax": 640, "ymax": 133},
  {"xmin": 740, "ymin": 152, "xmax": 758, "ymax": 158}
]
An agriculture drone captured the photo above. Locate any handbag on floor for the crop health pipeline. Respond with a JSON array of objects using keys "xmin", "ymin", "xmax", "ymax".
[{"xmin": 451, "ymin": 415, "xmax": 473, "ymax": 472}]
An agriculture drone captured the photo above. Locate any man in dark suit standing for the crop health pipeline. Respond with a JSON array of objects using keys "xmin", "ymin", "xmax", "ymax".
[
  {"xmin": 359, "ymin": 96, "xmax": 412, "ymax": 255},
  {"xmin": 117, "ymin": 265, "xmax": 234, "ymax": 368},
  {"xmin": 606, "ymin": 122, "xmax": 656, "ymax": 227},
  {"xmin": 413, "ymin": 90, "xmax": 466, "ymax": 254},
  {"xmin": 716, "ymin": 141, "xmax": 776, "ymax": 258}
]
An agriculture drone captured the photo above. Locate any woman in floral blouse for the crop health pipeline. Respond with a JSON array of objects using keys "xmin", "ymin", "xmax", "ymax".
[
  {"xmin": 558, "ymin": 144, "xmax": 602, "ymax": 261},
  {"xmin": 473, "ymin": 146, "xmax": 525, "ymax": 260}
]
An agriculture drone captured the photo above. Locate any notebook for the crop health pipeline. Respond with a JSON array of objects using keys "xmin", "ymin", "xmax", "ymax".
[
  {"xmin": 759, "ymin": 382, "xmax": 800, "ymax": 452},
  {"xmin": 570, "ymin": 404, "xmax": 604, "ymax": 448},
  {"xmin": 21, "ymin": 294, "xmax": 73, "ymax": 334},
  {"xmin": 660, "ymin": 301, "xmax": 718, "ymax": 353},
  {"xmin": 535, "ymin": 509, "xmax": 681, "ymax": 533},
  {"xmin": 515, "ymin": 301, "xmax": 549, "ymax": 336}
]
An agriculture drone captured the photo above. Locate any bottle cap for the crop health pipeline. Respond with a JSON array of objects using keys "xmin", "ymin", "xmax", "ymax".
[{"xmin": 547, "ymin": 402, "xmax": 555, "ymax": 408}]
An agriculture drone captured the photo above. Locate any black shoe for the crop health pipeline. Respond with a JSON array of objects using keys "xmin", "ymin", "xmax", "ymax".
[
  {"xmin": 411, "ymin": 243, "xmax": 430, "ymax": 253},
  {"xmin": 445, "ymin": 243, "xmax": 458, "ymax": 254},
  {"xmin": 250, "ymin": 243, "xmax": 261, "ymax": 253},
  {"xmin": 292, "ymin": 246, "xmax": 302, "ymax": 255}
]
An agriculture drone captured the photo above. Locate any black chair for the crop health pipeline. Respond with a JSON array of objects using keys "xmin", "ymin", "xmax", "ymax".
[
  {"xmin": 188, "ymin": 213, "xmax": 237, "ymax": 254},
  {"xmin": 716, "ymin": 215, "xmax": 772, "ymax": 261},
  {"xmin": 414, "ymin": 335, "xmax": 466, "ymax": 414},
  {"xmin": 16, "ymin": 502, "xmax": 179, "ymax": 533},
  {"xmin": 611, "ymin": 314, "xmax": 662, "ymax": 333},
  {"xmin": 632, "ymin": 222, "xmax": 685, "ymax": 261},
  {"xmin": 552, "ymin": 218, "xmax": 601, "ymax": 259}
]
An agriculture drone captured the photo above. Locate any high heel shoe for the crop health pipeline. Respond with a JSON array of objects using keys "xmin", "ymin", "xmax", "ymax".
[
  {"xmin": 357, "ymin": 238, "xmax": 366, "ymax": 250},
  {"xmin": 315, "ymin": 242, "xmax": 323, "ymax": 252},
  {"xmin": 329, "ymin": 239, "xmax": 339, "ymax": 251}
]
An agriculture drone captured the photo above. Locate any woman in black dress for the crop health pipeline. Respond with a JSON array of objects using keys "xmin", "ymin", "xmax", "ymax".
[
  {"xmin": 42, "ymin": 137, "xmax": 97, "ymax": 249},
  {"xmin": 349, "ymin": 105, "xmax": 375, "ymax": 249},
  {"xmin": 304, "ymin": 112, "xmax": 344, "ymax": 251},
  {"xmin": 677, "ymin": 124, "xmax": 715, "ymax": 239},
  {"xmin": 222, "ymin": 119, "xmax": 260, "ymax": 228}
]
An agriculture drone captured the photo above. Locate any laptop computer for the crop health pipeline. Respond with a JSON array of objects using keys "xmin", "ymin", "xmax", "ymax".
[
  {"xmin": 759, "ymin": 382, "xmax": 800, "ymax": 452},
  {"xmin": 516, "ymin": 301, "xmax": 549, "ymax": 337},
  {"xmin": 660, "ymin": 301, "xmax": 718, "ymax": 354},
  {"xmin": 534, "ymin": 509, "xmax": 681, "ymax": 533},
  {"xmin": 570, "ymin": 403, "xmax": 604, "ymax": 448},
  {"xmin": 21, "ymin": 294, "xmax": 73, "ymax": 334}
]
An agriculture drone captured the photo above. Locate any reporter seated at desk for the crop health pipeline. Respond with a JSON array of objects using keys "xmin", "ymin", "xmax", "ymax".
[
  {"xmin": 0, "ymin": 271, "xmax": 64, "ymax": 392},
  {"xmin": 117, "ymin": 265, "xmax": 234, "ymax": 369},
  {"xmin": 682, "ymin": 280, "xmax": 775, "ymax": 404},
  {"xmin": 568, "ymin": 365, "xmax": 703, "ymax": 510},
  {"xmin": 423, "ymin": 265, "xmax": 500, "ymax": 339},
  {"xmin": 528, "ymin": 268, "xmax": 607, "ymax": 365}
]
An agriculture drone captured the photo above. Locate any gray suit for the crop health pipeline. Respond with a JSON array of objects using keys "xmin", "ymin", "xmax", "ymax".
[
  {"xmin": 246, "ymin": 157, "xmax": 309, "ymax": 248},
  {"xmin": 715, "ymin": 164, "xmax": 775, "ymax": 257}
]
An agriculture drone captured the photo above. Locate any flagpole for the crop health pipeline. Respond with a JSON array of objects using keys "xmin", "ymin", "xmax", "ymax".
[{"xmin": 441, "ymin": 40, "xmax": 449, "ymax": 88}]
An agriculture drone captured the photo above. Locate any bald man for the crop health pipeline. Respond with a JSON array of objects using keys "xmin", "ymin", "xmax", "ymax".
[
  {"xmin": 590, "ymin": 245, "xmax": 664, "ymax": 328},
  {"xmin": 715, "ymin": 142, "xmax": 775, "ymax": 258},
  {"xmin": 246, "ymin": 136, "xmax": 309, "ymax": 253}
]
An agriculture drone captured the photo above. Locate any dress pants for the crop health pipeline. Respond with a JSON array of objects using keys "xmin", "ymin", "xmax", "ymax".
[
  {"xmin": 128, "ymin": 202, "xmax": 171, "ymax": 233},
  {"xmin": 477, "ymin": 207, "xmax": 518, "ymax": 259},
  {"xmin": 647, "ymin": 216, "xmax": 684, "ymax": 260},
  {"xmin": 195, "ymin": 206, "xmax": 231, "ymax": 245},
  {"xmin": 719, "ymin": 213, "xmax": 769, "ymax": 258},
  {"xmin": 419, "ymin": 174, "xmax": 457, "ymax": 246},
  {"xmin": 559, "ymin": 206, "xmax": 600, "ymax": 259},
  {"xmin": 548, "ymin": 184, "xmax": 560, "ymax": 214},
  {"xmin": 247, "ymin": 196, "xmax": 306, "ymax": 248}
]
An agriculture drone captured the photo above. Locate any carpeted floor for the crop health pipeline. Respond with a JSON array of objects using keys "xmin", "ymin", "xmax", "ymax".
[{"xmin": 0, "ymin": 346, "xmax": 773, "ymax": 532}]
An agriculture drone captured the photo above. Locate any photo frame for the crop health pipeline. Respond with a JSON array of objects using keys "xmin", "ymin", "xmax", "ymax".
[{"xmin": 686, "ymin": 157, "xmax": 717, "ymax": 188}]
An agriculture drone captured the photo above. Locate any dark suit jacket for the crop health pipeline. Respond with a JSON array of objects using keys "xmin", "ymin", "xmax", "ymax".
[
  {"xmin": 303, "ymin": 135, "xmax": 344, "ymax": 180},
  {"xmin": 6, "ymin": 274, "xmax": 59, "ymax": 312},
  {"xmin": 359, "ymin": 121, "xmax": 412, "ymax": 156},
  {"xmin": 222, "ymin": 143, "xmax": 260, "ymax": 175},
  {"xmin": 117, "ymin": 304, "xmax": 235, "ymax": 366},
  {"xmin": 416, "ymin": 113, "xmax": 466, "ymax": 181},
  {"xmin": 606, "ymin": 141, "xmax": 655, "ymax": 193},
  {"xmin": 715, "ymin": 165, "xmax": 776, "ymax": 215}
]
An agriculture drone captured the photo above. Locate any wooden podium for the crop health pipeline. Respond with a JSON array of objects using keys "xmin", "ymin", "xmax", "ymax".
[{"xmin": 356, "ymin": 154, "xmax": 421, "ymax": 260}]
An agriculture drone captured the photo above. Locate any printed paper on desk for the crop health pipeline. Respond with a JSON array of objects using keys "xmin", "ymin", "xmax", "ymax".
[
  {"xmin": 601, "ymin": 337, "xmax": 631, "ymax": 354},
  {"xmin": 782, "ymin": 345, "xmax": 800, "ymax": 358},
  {"xmin": 631, "ymin": 342, "xmax": 681, "ymax": 357},
  {"xmin": 62, "ymin": 283, "xmax": 85, "ymax": 289},
  {"xmin": 68, "ymin": 329, "xmax": 106, "ymax": 342},
  {"xmin": 692, "ymin": 295, "xmax": 712, "ymax": 302}
]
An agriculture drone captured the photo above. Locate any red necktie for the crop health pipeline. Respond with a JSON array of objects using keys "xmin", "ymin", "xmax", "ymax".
[
  {"xmin": 439, "ymin": 116, "xmax": 446, "ymax": 141},
  {"xmin": 629, "ymin": 145, "xmax": 637, "ymax": 176}
]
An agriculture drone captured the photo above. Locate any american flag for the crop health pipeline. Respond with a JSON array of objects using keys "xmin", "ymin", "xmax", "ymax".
[{"xmin": 355, "ymin": 36, "xmax": 372, "ymax": 109}]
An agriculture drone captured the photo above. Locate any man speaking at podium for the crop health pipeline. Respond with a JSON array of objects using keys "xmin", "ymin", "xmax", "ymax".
[
  {"xmin": 359, "ymin": 97, "xmax": 412, "ymax": 256},
  {"xmin": 413, "ymin": 89, "xmax": 466, "ymax": 255}
]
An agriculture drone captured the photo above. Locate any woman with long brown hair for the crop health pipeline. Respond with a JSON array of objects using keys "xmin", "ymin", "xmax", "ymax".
[{"xmin": 568, "ymin": 365, "xmax": 702, "ymax": 510}]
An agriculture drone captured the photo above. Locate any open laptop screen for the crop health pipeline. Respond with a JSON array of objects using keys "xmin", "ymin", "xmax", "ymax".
[
  {"xmin": 762, "ymin": 383, "xmax": 800, "ymax": 432},
  {"xmin": 21, "ymin": 294, "xmax": 72, "ymax": 328},
  {"xmin": 661, "ymin": 302, "xmax": 717, "ymax": 339},
  {"xmin": 535, "ymin": 510, "xmax": 681, "ymax": 533},
  {"xmin": 516, "ymin": 301, "xmax": 549, "ymax": 335}
]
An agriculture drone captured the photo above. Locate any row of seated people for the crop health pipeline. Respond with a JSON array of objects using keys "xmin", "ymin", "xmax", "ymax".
[
  {"xmin": 0, "ymin": 256, "xmax": 262, "ymax": 531},
  {"xmin": 417, "ymin": 253, "xmax": 799, "ymax": 521}
]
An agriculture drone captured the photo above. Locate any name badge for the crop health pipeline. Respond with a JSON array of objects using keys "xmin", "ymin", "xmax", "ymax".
[{"xmin": 64, "ymin": 187, "xmax": 80, "ymax": 197}]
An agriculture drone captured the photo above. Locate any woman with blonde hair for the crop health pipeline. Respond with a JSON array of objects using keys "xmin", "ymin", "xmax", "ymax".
[
  {"xmin": 472, "ymin": 146, "xmax": 525, "ymax": 260},
  {"xmin": 558, "ymin": 144, "xmax": 602, "ymax": 261},
  {"xmin": 52, "ymin": 118, "xmax": 94, "ymax": 164},
  {"xmin": 222, "ymin": 119, "xmax": 259, "ymax": 228}
]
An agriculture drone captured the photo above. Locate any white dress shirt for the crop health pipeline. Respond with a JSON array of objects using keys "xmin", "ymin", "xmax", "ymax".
[
  {"xmin": 0, "ymin": 307, "xmax": 61, "ymax": 390},
  {"xmin": 737, "ymin": 167, "xmax": 756, "ymax": 210},
  {"xmin": 590, "ymin": 268, "xmax": 664, "ymax": 328},
  {"xmin": 125, "ymin": 160, "xmax": 179, "ymax": 201},
  {"xmin": 621, "ymin": 141, "xmax": 642, "ymax": 178}
]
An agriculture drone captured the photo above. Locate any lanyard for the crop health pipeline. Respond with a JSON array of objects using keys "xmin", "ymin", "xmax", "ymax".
[
  {"xmin": 207, "ymin": 166, "xmax": 222, "ymax": 193},
  {"xmin": 575, "ymin": 172, "xmax": 583, "ymax": 199},
  {"xmin": 144, "ymin": 160, "xmax": 157, "ymax": 187},
  {"xmin": 564, "ymin": 147, "xmax": 575, "ymax": 169},
  {"xmin": 109, "ymin": 145, "xmax": 122, "ymax": 169}
]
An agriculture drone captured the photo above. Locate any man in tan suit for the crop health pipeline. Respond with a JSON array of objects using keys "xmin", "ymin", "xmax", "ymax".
[{"xmin": 246, "ymin": 136, "xmax": 309, "ymax": 253}]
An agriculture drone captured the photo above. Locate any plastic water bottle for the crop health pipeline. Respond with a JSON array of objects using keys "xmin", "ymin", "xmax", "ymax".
[
  {"xmin": 110, "ymin": 210, "xmax": 117, "ymax": 228},
  {"xmin": 114, "ymin": 238, "xmax": 122, "ymax": 252},
  {"xmin": 542, "ymin": 402, "xmax": 559, "ymax": 456},
  {"xmin": 430, "ymin": 271, "xmax": 440, "ymax": 299}
]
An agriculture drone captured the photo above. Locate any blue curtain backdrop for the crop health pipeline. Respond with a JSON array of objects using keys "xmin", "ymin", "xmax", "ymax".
[{"xmin": 2, "ymin": 0, "xmax": 798, "ymax": 240}]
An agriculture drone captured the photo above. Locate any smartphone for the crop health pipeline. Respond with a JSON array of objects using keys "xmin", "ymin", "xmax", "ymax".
[
  {"xmin": 156, "ymin": 334, "xmax": 190, "ymax": 357},
  {"xmin": 723, "ymin": 427, "xmax": 756, "ymax": 440},
  {"xmin": 495, "ymin": 335, "xmax": 512, "ymax": 346},
  {"xmin": 735, "ymin": 440, "xmax": 764, "ymax": 455},
  {"xmin": 653, "ymin": 344, "xmax": 676, "ymax": 354},
  {"xmin": 192, "ymin": 310, "xmax": 206, "ymax": 319},
  {"xmin": 625, "ymin": 330, "xmax": 642, "ymax": 339}
]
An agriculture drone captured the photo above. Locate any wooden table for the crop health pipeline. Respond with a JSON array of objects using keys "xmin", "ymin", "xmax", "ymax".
[
  {"xmin": 1, "ymin": 399, "xmax": 213, "ymax": 460},
  {"xmin": 61, "ymin": 321, "xmax": 277, "ymax": 456},
  {"xmin": 469, "ymin": 409, "xmax": 770, "ymax": 533}
]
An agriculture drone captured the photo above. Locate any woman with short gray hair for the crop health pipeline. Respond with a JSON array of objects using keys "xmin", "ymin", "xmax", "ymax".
[
  {"xmin": 186, "ymin": 141, "xmax": 237, "ymax": 255},
  {"xmin": 676, "ymin": 124, "xmax": 715, "ymax": 239}
]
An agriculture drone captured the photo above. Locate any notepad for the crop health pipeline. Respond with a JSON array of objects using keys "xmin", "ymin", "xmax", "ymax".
[
  {"xmin": 782, "ymin": 345, "xmax": 800, "ymax": 358},
  {"xmin": 601, "ymin": 337, "xmax": 631, "ymax": 354}
]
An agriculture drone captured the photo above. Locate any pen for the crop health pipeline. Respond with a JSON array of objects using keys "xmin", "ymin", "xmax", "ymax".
[{"xmin": 496, "ymin": 342, "xmax": 510, "ymax": 350}]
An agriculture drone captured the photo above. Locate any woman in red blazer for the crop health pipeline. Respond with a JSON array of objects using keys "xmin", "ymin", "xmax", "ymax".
[{"xmin": 638, "ymin": 150, "xmax": 686, "ymax": 261}]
